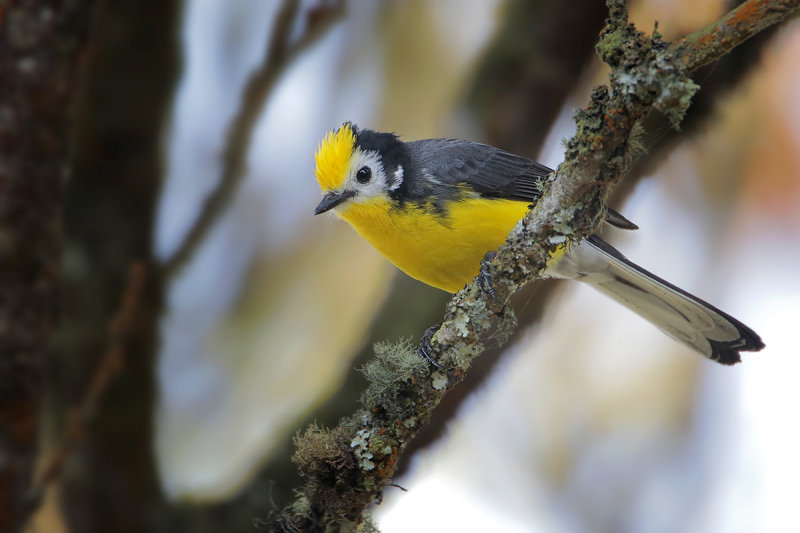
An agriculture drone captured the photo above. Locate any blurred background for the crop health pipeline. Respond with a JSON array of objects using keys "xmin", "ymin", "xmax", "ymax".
[{"xmin": 28, "ymin": 0, "xmax": 800, "ymax": 531}]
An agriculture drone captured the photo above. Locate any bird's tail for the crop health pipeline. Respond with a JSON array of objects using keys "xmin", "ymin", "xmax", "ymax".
[{"xmin": 550, "ymin": 235, "xmax": 764, "ymax": 364}]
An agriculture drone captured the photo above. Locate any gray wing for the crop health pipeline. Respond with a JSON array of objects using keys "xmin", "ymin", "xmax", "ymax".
[
  {"xmin": 406, "ymin": 138, "xmax": 638, "ymax": 230},
  {"xmin": 406, "ymin": 138, "xmax": 550, "ymax": 203}
]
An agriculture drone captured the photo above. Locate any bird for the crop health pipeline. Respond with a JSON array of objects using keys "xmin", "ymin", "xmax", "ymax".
[{"xmin": 313, "ymin": 122, "xmax": 764, "ymax": 364}]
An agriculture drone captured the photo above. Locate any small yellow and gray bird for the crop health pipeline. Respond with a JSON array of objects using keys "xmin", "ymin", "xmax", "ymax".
[{"xmin": 313, "ymin": 122, "xmax": 764, "ymax": 364}]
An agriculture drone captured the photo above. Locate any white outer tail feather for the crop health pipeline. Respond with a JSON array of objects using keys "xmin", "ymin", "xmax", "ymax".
[{"xmin": 549, "ymin": 235, "xmax": 763, "ymax": 364}]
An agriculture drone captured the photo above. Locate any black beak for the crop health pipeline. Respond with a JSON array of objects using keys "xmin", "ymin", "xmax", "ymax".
[{"xmin": 314, "ymin": 191, "xmax": 354, "ymax": 215}]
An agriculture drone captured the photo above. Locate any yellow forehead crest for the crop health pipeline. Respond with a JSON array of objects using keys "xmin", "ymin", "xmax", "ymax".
[{"xmin": 315, "ymin": 123, "xmax": 356, "ymax": 192}]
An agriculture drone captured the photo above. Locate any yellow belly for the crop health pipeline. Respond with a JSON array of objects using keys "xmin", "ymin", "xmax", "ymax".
[{"xmin": 337, "ymin": 197, "xmax": 531, "ymax": 293}]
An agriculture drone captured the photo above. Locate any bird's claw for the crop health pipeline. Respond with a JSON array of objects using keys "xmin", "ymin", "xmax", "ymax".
[
  {"xmin": 478, "ymin": 251, "xmax": 501, "ymax": 304},
  {"xmin": 418, "ymin": 322, "xmax": 444, "ymax": 369}
]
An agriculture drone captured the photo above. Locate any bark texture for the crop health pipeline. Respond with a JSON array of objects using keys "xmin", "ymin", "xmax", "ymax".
[{"xmin": 0, "ymin": 2, "xmax": 94, "ymax": 531}]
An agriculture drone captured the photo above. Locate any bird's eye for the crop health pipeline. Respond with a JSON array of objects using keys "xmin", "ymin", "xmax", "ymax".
[{"xmin": 356, "ymin": 166, "xmax": 372, "ymax": 184}]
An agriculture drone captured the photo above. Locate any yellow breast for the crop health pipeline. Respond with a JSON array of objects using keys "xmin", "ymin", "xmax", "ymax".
[{"xmin": 337, "ymin": 196, "xmax": 531, "ymax": 292}]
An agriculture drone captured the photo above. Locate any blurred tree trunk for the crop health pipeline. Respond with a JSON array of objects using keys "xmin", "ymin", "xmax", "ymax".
[
  {"xmin": 51, "ymin": 1, "xmax": 181, "ymax": 531},
  {"xmin": 468, "ymin": 0, "xmax": 608, "ymax": 157},
  {"xmin": 0, "ymin": 2, "xmax": 95, "ymax": 532}
]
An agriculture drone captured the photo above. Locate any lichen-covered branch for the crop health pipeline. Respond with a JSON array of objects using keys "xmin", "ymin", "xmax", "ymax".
[
  {"xmin": 671, "ymin": 0, "xmax": 799, "ymax": 70},
  {"xmin": 270, "ymin": 0, "xmax": 799, "ymax": 531}
]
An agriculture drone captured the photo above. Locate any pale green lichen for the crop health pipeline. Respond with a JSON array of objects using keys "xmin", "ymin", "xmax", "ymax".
[
  {"xmin": 654, "ymin": 74, "xmax": 699, "ymax": 128},
  {"xmin": 360, "ymin": 338, "xmax": 428, "ymax": 408},
  {"xmin": 452, "ymin": 309, "xmax": 471, "ymax": 338},
  {"xmin": 626, "ymin": 122, "xmax": 648, "ymax": 163},
  {"xmin": 351, "ymin": 428, "xmax": 375, "ymax": 471},
  {"xmin": 431, "ymin": 370, "xmax": 448, "ymax": 390},
  {"xmin": 605, "ymin": 28, "xmax": 699, "ymax": 131},
  {"xmin": 449, "ymin": 340, "xmax": 485, "ymax": 370},
  {"xmin": 552, "ymin": 212, "xmax": 574, "ymax": 235}
]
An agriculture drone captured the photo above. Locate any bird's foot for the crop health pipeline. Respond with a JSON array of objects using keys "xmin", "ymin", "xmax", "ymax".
[
  {"xmin": 478, "ymin": 251, "xmax": 501, "ymax": 304},
  {"xmin": 418, "ymin": 322, "xmax": 444, "ymax": 369}
]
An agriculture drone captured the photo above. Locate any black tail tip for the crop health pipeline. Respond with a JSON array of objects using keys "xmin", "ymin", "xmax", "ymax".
[{"xmin": 708, "ymin": 334, "xmax": 765, "ymax": 365}]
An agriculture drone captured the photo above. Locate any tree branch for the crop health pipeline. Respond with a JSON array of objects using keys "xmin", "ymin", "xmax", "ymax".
[
  {"xmin": 269, "ymin": 0, "xmax": 799, "ymax": 530},
  {"xmin": 671, "ymin": 0, "xmax": 799, "ymax": 70},
  {"xmin": 161, "ymin": 0, "xmax": 345, "ymax": 279}
]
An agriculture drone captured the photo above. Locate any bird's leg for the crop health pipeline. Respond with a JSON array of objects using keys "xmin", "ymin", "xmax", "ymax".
[
  {"xmin": 419, "ymin": 253, "xmax": 504, "ymax": 369},
  {"xmin": 418, "ymin": 322, "xmax": 444, "ymax": 369},
  {"xmin": 478, "ymin": 251, "xmax": 501, "ymax": 304}
]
